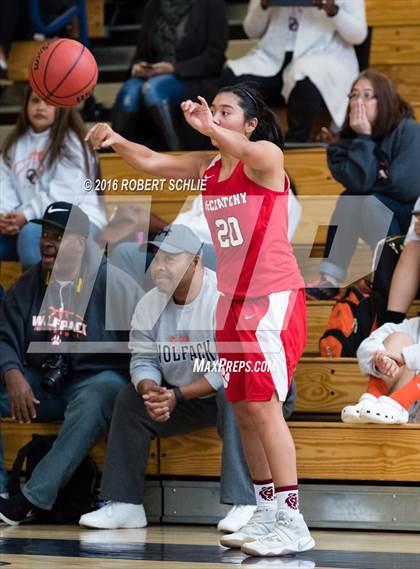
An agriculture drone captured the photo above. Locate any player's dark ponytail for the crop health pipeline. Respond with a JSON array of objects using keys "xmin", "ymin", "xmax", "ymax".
[{"xmin": 217, "ymin": 82, "xmax": 284, "ymax": 149}]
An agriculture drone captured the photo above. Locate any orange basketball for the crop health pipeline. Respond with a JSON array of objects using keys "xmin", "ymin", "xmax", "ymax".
[{"xmin": 29, "ymin": 38, "xmax": 98, "ymax": 107}]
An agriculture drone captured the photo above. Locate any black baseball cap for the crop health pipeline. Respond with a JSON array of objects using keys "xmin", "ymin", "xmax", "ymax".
[
  {"xmin": 31, "ymin": 202, "xmax": 90, "ymax": 238},
  {"xmin": 140, "ymin": 224, "xmax": 202, "ymax": 256}
]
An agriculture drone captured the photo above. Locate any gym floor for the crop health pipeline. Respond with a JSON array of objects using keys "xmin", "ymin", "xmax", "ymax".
[{"xmin": 0, "ymin": 524, "xmax": 419, "ymax": 568}]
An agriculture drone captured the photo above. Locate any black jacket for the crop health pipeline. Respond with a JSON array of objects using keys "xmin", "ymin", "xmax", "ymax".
[
  {"xmin": 133, "ymin": 0, "xmax": 228, "ymax": 103},
  {"xmin": 0, "ymin": 242, "xmax": 143, "ymax": 380}
]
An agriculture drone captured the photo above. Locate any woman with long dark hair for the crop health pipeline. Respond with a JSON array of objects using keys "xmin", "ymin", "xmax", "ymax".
[
  {"xmin": 112, "ymin": 0, "xmax": 228, "ymax": 150},
  {"xmin": 86, "ymin": 82, "xmax": 314, "ymax": 557},
  {"xmin": 307, "ymin": 70, "xmax": 420, "ymax": 299},
  {"xmin": 0, "ymin": 89, "xmax": 106, "ymax": 267}
]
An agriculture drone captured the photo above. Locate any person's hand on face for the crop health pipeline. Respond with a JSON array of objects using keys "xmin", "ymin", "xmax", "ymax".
[{"xmin": 349, "ymin": 98, "xmax": 372, "ymax": 135}]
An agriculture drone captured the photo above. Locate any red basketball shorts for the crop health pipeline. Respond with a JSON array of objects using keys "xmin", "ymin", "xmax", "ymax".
[{"xmin": 215, "ymin": 289, "xmax": 307, "ymax": 403}]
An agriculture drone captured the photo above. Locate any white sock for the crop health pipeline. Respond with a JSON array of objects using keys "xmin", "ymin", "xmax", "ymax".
[
  {"xmin": 276, "ymin": 485, "xmax": 300, "ymax": 513},
  {"xmin": 0, "ymin": 59, "xmax": 7, "ymax": 70},
  {"xmin": 253, "ymin": 479, "xmax": 277, "ymax": 511}
]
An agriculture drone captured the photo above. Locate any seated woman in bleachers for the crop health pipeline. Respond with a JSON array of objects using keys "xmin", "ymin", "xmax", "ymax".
[
  {"xmin": 341, "ymin": 316, "xmax": 420, "ymax": 424},
  {"xmin": 383, "ymin": 199, "xmax": 420, "ymax": 324},
  {"xmin": 222, "ymin": 0, "xmax": 367, "ymax": 142},
  {"xmin": 112, "ymin": 0, "xmax": 228, "ymax": 150},
  {"xmin": 307, "ymin": 70, "xmax": 420, "ymax": 299},
  {"xmin": 0, "ymin": 89, "xmax": 106, "ymax": 268}
]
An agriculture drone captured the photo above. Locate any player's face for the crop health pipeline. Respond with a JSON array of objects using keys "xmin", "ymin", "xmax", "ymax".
[
  {"xmin": 349, "ymin": 78, "xmax": 378, "ymax": 125},
  {"xmin": 210, "ymin": 92, "xmax": 257, "ymax": 145},
  {"xmin": 27, "ymin": 93, "xmax": 57, "ymax": 132},
  {"xmin": 150, "ymin": 250, "xmax": 196, "ymax": 294}
]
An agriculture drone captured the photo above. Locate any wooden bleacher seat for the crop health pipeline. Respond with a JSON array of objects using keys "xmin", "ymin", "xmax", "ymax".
[
  {"xmin": 159, "ymin": 423, "xmax": 420, "ymax": 482},
  {"xmin": 2, "ymin": 355, "xmax": 419, "ymax": 485},
  {"xmin": 1, "ymin": 418, "xmax": 158, "ymax": 474}
]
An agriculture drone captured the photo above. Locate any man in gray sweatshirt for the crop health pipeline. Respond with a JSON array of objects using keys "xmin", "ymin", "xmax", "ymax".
[{"xmin": 80, "ymin": 224, "xmax": 296, "ymax": 532}]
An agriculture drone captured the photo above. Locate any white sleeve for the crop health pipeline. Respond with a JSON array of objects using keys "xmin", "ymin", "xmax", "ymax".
[
  {"xmin": 402, "ymin": 344, "xmax": 420, "ymax": 371},
  {"xmin": 243, "ymin": 0, "xmax": 271, "ymax": 39},
  {"xmin": 0, "ymin": 156, "xmax": 21, "ymax": 213},
  {"xmin": 333, "ymin": 0, "xmax": 368, "ymax": 46},
  {"xmin": 129, "ymin": 299, "xmax": 162, "ymax": 389},
  {"xmin": 357, "ymin": 321, "xmax": 406, "ymax": 376},
  {"xmin": 21, "ymin": 135, "xmax": 94, "ymax": 220},
  {"xmin": 405, "ymin": 197, "xmax": 420, "ymax": 243}
]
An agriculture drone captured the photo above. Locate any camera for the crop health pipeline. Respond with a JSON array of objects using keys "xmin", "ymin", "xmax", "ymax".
[{"xmin": 41, "ymin": 355, "xmax": 68, "ymax": 393}]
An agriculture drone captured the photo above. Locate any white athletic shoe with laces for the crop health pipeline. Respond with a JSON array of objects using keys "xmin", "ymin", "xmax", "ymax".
[
  {"xmin": 219, "ymin": 508, "xmax": 276, "ymax": 548},
  {"xmin": 217, "ymin": 505, "xmax": 257, "ymax": 533},
  {"xmin": 341, "ymin": 392, "xmax": 377, "ymax": 423},
  {"xmin": 79, "ymin": 501, "xmax": 147, "ymax": 529},
  {"xmin": 241, "ymin": 509, "xmax": 315, "ymax": 557}
]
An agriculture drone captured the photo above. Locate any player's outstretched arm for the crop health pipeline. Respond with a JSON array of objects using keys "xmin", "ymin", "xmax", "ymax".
[
  {"xmin": 85, "ymin": 122, "xmax": 209, "ymax": 180},
  {"xmin": 181, "ymin": 96, "xmax": 283, "ymax": 176}
]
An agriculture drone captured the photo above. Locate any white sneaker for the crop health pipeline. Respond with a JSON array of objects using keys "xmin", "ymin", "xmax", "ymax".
[
  {"xmin": 360, "ymin": 395, "xmax": 409, "ymax": 424},
  {"xmin": 219, "ymin": 508, "xmax": 276, "ymax": 548},
  {"xmin": 79, "ymin": 501, "xmax": 147, "ymax": 529},
  {"xmin": 242, "ymin": 557, "xmax": 315, "ymax": 567},
  {"xmin": 241, "ymin": 510, "xmax": 315, "ymax": 557},
  {"xmin": 217, "ymin": 504, "xmax": 257, "ymax": 533},
  {"xmin": 341, "ymin": 393, "xmax": 377, "ymax": 423}
]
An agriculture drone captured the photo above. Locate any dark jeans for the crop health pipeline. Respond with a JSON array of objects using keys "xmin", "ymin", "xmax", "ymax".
[
  {"xmin": 100, "ymin": 384, "xmax": 255, "ymax": 506},
  {"xmin": 0, "ymin": 367, "xmax": 127, "ymax": 507},
  {"xmin": 221, "ymin": 52, "xmax": 324, "ymax": 142}
]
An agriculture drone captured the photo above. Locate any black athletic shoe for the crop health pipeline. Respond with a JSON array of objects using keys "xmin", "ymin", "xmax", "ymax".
[{"xmin": 0, "ymin": 493, "xmax": 35, "ymax": 526}]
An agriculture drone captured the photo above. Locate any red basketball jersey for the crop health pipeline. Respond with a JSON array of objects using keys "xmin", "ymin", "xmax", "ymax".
[{"xmin": 202, "ymin": 158, "xmax": 304, "ymax": 298}]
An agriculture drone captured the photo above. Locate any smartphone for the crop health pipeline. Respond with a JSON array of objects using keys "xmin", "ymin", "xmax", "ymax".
[{"xmin": 266, "ymin": 0, "xmax": 313, "ymax": 6}]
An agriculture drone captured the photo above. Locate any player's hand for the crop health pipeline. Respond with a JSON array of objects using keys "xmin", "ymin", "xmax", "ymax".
[
  {"xmin": 349, "ymin": 98, "xmax": 372, "ymax": 135},
  {"xmin": 181, "ymin": 96, "xmax": 214, "ymax": 136},
  {"xmin": 85, "ymin": 123, "xmax": 123, "ymax": 150},
  {"xmin": 4, "ymin": 369, "xmax": 40, "ymax": 423}
]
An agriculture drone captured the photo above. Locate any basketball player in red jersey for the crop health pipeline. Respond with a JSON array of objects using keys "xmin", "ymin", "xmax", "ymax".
[{"xmin": 86, "ymin": 83, "xmax": 314, "ymax": 557}]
